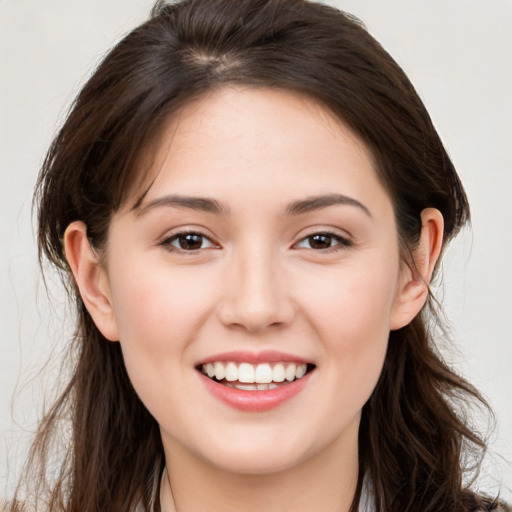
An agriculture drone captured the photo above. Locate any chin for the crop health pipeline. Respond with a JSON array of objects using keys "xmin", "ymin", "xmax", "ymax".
[
  {"xmin": 206, "ymin": 446, "xmax": 309, "ymax": 476},
  {"xmin": 188, "ymin": 425, "xmax": 324, "ymax": 476}
]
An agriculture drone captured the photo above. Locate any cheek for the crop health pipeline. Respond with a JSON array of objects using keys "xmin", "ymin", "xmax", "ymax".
[
  {"xmin": 299, "ymin": 262, "xmax": 399, "ymax": 343},
  {"xmin": 108, "ymin": 260, "xmax": 217, "ymax": 349},
  {"xmin": 106, "ymin": 262, "xmax": 218, "ymax": 417},
  {"xmin": 296, "ymin": 262, "xmax": 399, "ymax": 394}
]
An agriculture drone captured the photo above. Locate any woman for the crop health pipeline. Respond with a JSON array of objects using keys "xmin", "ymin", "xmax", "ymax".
[{"xmin": 5, "ymin": 0, "xmax": 510, "ymax": 510}]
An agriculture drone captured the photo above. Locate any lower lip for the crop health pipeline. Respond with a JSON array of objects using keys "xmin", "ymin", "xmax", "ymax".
[{"xmin": 198, "ymin": 371, "xmax": 312, "ymax": 412}]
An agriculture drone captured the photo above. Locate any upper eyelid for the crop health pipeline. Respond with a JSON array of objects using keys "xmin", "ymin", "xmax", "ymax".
[
  {"xmin": 294, "ymin": 232, "xmax": 352, "ymax": 247},
  {"xmin": 157, "ymin": 227, "xmax": 353, "ymax": 248},
  {"xmin": 293, "ymin": 227, "xmax": 353, "ymax": 243},
  {"xmin": 159, "ymin": 226, "xmax": 217, "ymax": 242},
  {"xmin": 158, "ymin": 230, "xmax": 221, "ymax": 252},
  {"xmin": 163, "ymin": 231, "xmax": 214, "ymax": 242}
]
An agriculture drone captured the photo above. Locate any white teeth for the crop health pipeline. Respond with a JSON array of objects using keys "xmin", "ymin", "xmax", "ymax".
[
  {"xmin": 238, "ymin": 363, "xmax": 255, "ymax": 383},
  {"xmin": 255, "ymin": 363, "xmax": 272, "ymax": 383},
  {"xmin": 296, "ymin": 364, "xmax": 307, "ymax": 379},
  {"xmin": 206, "ymin": 363, "xmax": 215, "ymax": 378},
  {"xmin": 201, "ymin": 361, "xmax": 309, "ymax": 385},
  {"xmin": 225, "ymin": 362, "xmax": 238, "ymax": 382},
  {"xmin": 214, "ymin": 361, "xmax": 225, "ymax": 380},
  {"xmin": 234, "ymin": 383, "xmax": 258, "ymax": 391},
  {"xmin": 285, "ymin": 364, "xmax": 296, "ymax": 382},
  {"xmin": 272, "ymin": 364, "xmax": 285, "ymax": 382}
]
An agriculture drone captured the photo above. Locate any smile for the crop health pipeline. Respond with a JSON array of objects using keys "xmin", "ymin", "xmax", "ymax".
[
  {"xmin": 200, "ymin": 361, "xmax": 309, "ymax": 391},
  {"xmin": 196, "ymin": 351, "xmax": 315, "ymax": 411}
]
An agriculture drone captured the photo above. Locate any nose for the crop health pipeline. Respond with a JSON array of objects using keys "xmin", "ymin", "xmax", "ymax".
[{"xmin": 217, "ymin": 245, "xmax": 295, "ymax": 333}]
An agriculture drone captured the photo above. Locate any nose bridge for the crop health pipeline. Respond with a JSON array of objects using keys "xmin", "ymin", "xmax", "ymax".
[{"xmin": 219, "ymin": 239, "xmax": 292, "ymax": 331}]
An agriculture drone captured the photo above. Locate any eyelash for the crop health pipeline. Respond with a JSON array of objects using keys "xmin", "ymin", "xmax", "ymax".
[
  {"xmin": 160, "ymin": 231, "xmax": 218, "ymax": 252},
  {"xmin": 160, "ymin": 230, "xmax": 352, "ymax": 253},
  {"xmin": 293, "ymin": 231, "xmax": 352, "ymax": 252}
]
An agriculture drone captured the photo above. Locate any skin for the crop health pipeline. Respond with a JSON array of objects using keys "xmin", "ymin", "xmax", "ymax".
[{"xmin": 65, "ymin": 88, "xmax": 443, "ymax": 511}]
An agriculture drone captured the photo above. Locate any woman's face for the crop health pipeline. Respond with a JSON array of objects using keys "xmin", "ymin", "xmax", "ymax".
[{"xmin": 94, "ymin": 88, "xmax": 415, "ymax": 475}]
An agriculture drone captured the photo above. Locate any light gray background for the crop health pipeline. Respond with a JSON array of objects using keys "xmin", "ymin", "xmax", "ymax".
[{"xmin": 1, "ymin": 0, "xmax": 511, "ymax": 501}]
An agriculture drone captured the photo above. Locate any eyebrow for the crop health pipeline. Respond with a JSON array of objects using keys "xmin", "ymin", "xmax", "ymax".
[
  {"xmin": 136, "ymin": 195, "xmax": 229, "ymax": 216},
  {"xmin": 286, "ymin": 194, "xmax": 371, "ymax": 217},
  {"xmin": 135, "ymin": 192, "xmax": 370, "ymax": 218}
]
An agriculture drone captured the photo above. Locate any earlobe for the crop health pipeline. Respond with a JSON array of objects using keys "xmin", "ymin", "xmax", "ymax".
[
  {"xmin": 64, "ymin": 221, "xmax": 120, "ymax": 341},
  {"xmin": 390, "ymin": 208, "xmax": 444, "ymax": 330}
]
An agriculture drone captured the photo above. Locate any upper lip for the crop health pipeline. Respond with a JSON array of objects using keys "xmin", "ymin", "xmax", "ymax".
[{"xmin": 196, "ymin": 350, "xmax": 313, "ymax": 366}]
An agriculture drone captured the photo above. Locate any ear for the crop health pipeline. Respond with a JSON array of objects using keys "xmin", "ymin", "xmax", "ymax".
[
  {"xmin": 64, "ymin": 221, "xmax": 120, "ymax": 341},
  {"xmin": 390, "ymin": 208, "xmax": 444, "ymax": 330}
]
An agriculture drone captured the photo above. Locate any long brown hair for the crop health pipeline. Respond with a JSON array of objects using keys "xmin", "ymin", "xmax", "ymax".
[{"xmin": 6, "ymin": 0, "xmax": 508, "ymax": 510}]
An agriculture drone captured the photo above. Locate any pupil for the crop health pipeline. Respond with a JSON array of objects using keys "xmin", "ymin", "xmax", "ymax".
[
  {"xmin": 310, "ymin": 234, "xmax": 331, "ymax": 249},
  {"xmin": 179, "ymin": 234, "xmax": 202, "ymax": 250}
]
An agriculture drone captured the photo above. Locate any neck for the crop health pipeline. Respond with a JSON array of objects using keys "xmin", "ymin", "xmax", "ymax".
[{"xmin": 160, "ymin": 426, "xmax": 360, "ymax": 512}]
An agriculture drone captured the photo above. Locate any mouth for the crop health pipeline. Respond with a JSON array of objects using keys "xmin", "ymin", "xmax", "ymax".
[{"xmin": 197, "ymin": 361, "xmax": 315, "ymax": 391}]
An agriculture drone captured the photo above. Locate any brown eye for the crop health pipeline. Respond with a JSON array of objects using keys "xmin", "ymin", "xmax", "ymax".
[
  {"xmin": 178, "ymin": 233, "xmax": 204, "ymax": 250},
  {"xmin": 162, "ymin": 232, "xmax": 216, "ymax": 252},
  {"xmin": 295, "ymin": 232, "xmax": 352, "ymax": 251},
  {"xmin": 308, "ymin": 234, "xmax": 334, "ymax": 249}
]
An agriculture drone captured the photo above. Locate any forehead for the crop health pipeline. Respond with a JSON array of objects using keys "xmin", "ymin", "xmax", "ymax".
[{"xmin": 127, "ymin": 87, "xmax": 389, "ymax": 217}]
